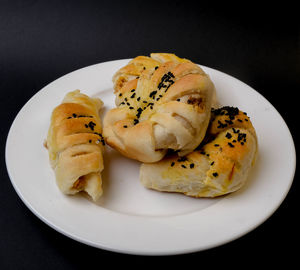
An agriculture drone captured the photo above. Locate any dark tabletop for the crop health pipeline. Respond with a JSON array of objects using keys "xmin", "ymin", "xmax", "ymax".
[{"xmin": 1, "ymin": 1, "xmax": 298, "ymax": 268}]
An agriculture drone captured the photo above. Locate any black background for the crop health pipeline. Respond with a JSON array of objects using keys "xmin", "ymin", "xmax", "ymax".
[{"xmin": 1, "ymin": 0, "xmax": 298, "ymax": 268}]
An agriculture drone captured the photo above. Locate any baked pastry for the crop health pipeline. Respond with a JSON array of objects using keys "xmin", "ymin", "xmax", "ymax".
[
  {"xmin": 103, "ymin": 53, "xmax": 216, "ymax": 162},
  {"xmin": 140, "ymin": 106, "xmax": 258, "ymax": 197},
  {"xmin": 46, "ymin": 90, "xmax": 105, "ymax": 201}
]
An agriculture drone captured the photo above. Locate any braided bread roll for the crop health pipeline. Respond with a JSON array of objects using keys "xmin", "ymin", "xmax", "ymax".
[
  {"xmin": 103, "ymin": 53, "xmax": 216, "ymax": 162},
  {"xmin": 140, "ymin": 106, "xmax": 258, "ymax": 197},
  {"xmin": 46, "ymin": 90, "xmax": 105, "ymax": 201}
]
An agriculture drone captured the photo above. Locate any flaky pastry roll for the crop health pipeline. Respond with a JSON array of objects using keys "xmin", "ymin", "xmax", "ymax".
[
  {"xmin": 46, "ymin": 90, "xmax": 105, "ymax": 201},
  {"xmin": 140, "ymin": 106, "xmax": 258, "ymax": 197},
  {"xmin": 103, "ymin": 53, "xmax": 216, "ymax": 163}
]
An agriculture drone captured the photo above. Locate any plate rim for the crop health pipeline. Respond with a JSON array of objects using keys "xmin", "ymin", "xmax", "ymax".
[{"xmin": 5, "ymin": 59, "xmax": 296, "ymax": 255}]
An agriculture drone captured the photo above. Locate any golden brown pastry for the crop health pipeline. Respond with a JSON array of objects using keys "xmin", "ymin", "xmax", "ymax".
[
  {"xmin": 46, "ymin": 90, "xmax": 105, "ymax": 201},
  {"xmin": 103, "ymin": 53, "xmax": 216, "ymax": 163},
  {"xmin": 140, "ymin": 106, "xmax": 258, "ymax": 197}
]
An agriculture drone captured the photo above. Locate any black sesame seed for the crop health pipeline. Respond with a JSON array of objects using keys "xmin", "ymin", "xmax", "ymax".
[
  {"xmin": 130, "ymin": 93, "xmax": 136, "ymax": 98},
  {"xmin": 238, "ymin": 119, "xmax": 243, "ymax": 122},
  {"xmin": 171, "ymin": 162, "xmax": 175, "ymax": 167},
  {"xmin": 226, "ymin": 132, "xmax": 232, "ymax": 139},
  {"xmin": 245, "ymin": 118, "xmax": 249, "ymax": 121},
  {"xmin": 72, "ymin": 113, "xmax": 77, "ymax": 117},
  {"xmin": 126, "ymin": 102, "xmax": 130, "ymax": 106},
  {"xmin": 124, "ymin": 98, "xmax": 128, "ymax": 101},
  {"xmin": 67, "ymin": 116, "xmax": 72, "ymax": 119},
  {"xmin": 177, "ymin": 156, "xmax": 188, "ymax": 162},
  {"xmin": 181, "ymin": 164, "xmax": 186, "ymax": 168},
  {"xmin": 137, "ymin": 97, "xmax": 141, "ymax": 101},
  {"xmin": 214, "ymin": 144, "xmax": 219, "ymax": 147},
  {"xmin": 143, "ymin": 100, "xmax": 147, "ymax": 103},
  {"xmin": 119, "ymin": 93, "xmax": 122, "ymax": 97},
  {"xmin": 131, "ymin": 89, "xmax": 135, "ymax": 92},
  {"xmin": 213, "ymin": 172, "xmax": 219, "ymax": 177},
  {"xmin": 225, "ymin": 119, "xmax": 234, "ymax": 125},
  {"xmin": 89, "ymin": 140, "xmax": 92, "ymax": 143},
  {"xmin": 228, "ymin": 142, "xmax": 234, "ymax": 148},
  {"xmin": 210, "ymin": 161, "xmax": 215, "ymax": 166},
  {"xmin": 120, "ymin": 102, "xmax": 125, "ymax": 105},
  {"xmin": 129, "ymin": 106, "xmax": 134, "ymax": 109},
  {"xmin": 123, "ymin": 125, "xmax": 128, "ymax": 128},
  {"xmin": 85, "ymin": 124, "xmax": 88, "ymax": 128},
  {"xmin": 149, "ymin": 90, "xmax": 157, "ymax": 98},
  {"xmin": 190, "ymin": 163, "xmax": 195, "ymax": 168}
]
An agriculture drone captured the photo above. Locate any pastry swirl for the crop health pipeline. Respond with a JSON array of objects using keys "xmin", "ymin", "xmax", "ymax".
[{"xmin": 103, "ymin": 53, "xmax": 215, "ymax": 162}]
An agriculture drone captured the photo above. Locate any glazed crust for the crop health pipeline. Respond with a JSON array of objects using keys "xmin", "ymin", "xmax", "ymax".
[
  {"xmin": 103, "ymin": 53, "xmax": 216, "ymax": 162},
  {"xmin": 140, "ymin": 106, "xmax": 258, "ymax": 197},
  {"xmin": 46, "ymin": 90, "xmax": 105, "ymax": 201}
]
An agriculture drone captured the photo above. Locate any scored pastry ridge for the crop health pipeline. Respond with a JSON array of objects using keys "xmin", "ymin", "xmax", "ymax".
[{"xmin": 103, "ymin": 53, "xmax": 216, "ymax": 163}]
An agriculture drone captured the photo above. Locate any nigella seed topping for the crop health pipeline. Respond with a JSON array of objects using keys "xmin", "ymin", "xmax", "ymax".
[
  {"xmin": 190, "ymin": 163, "xmax": 195, "ymax": 168},
  {"xmin": 155, "ymin": 66, "xmax": 159, "ymax": 70},
  {"xmin": 119, "ymin": 93, "xmax": 122, "ymax": 97},
  {"xmin": 213, "ymin": 172, "xmax": 219, "ymax": 177},
  {"xmin": 177, "ymin": 156, "xmax": 188, "ymax": 162},
  {"xmin": 131, "ymin": 89, "xmax": 135, "ymax": 92},
  {"xmin": 210, "ymin": 161, "xmax": 215, "ymax": 166},
  {"xmin": 72, "ymin": 113, "xmax": 77, "ymax": 117},
  {"xmin": 87, "ymin": 121, "xmax": 96, "ymax": 131},
  {"xmin": 232, "ymin": 127, "xmax": 240, "ymax": 134},
  {"xmin": 181, "ymin": 164, "xmax": 186, "ymax": 168},
  {"xmin": 123, "ymin": 125, "xmax": 128, "ymax": 128},
  {"xmin": 130, "ymin": 93, "xmax": 136, "ymax": 98},
  {"xmin": 126, "ymin": 102, "xmax": 130, "ymax": 106},
  {"xmin": 225, "ymin": 132, "xmax": 232, "ymax": 139},
  {"xmin": 137, "ymin": 97, "xmax": 141, "ymax": 101},
  {"xmin": 228, "ymin": 142, "xmax": 234, "ymax": 148},
  {"xmin": 129, "ymin": 106, "xmax": 134, "ymax": 110},
  {"xmin": 171, "ymin": 162, "xmax": 175, "ymax": 167},
  {"xmin": 149, "ymin": 90, "xmax": 157, "ymax": 98}
]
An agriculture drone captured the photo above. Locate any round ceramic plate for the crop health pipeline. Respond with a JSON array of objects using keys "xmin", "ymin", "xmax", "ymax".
[{"xmin": 6, "ymin": 59, "xmax": 296, "ymax": 255}]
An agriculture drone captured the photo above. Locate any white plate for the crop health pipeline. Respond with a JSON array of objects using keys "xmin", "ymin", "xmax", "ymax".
[{"xmin": 6, "ymin": 59, "xmax": 296, "ymax": 255}]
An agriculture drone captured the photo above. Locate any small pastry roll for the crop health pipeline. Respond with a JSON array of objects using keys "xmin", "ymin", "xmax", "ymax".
[
  {"xmin": 46, "ymin": 90, "xmax": 105, "ymax": 201},
  {"xmin": 140, "ymin": 106, "xmax": 258, "ymax": 197},
  {"xmin": 104, "ymin": 53, "xmax": 216, "ymax": 163}
]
